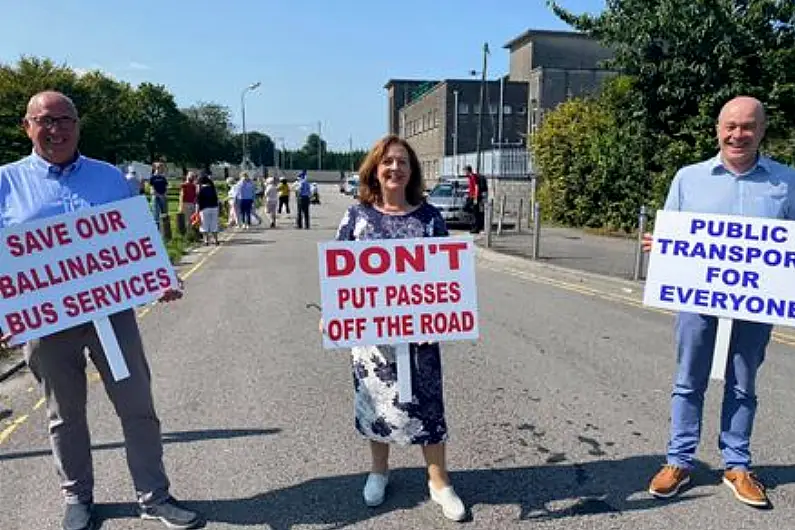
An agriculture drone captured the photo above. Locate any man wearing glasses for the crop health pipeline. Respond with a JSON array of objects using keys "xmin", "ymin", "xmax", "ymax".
[{"xmin": 0, "ymin": 92, "xmax": 201, "ymax": 530}]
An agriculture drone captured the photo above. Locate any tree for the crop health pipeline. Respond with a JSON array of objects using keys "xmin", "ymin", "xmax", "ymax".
[
  {"xmin": 0, "ymin": 57, "xmax": 79, "ymax": 163},
  {"xmin": 181, "ymin": 103, "xmax": 235, "ymax": 169},
  {"xmin": 551, "ymin": 0, "xmax": 795, "ymax": 185},
  {"xmin": 133, "ymin": 82, "xmax": 185, "ymax": 164},
  {"xmin": 301, "ymin": 133, "xmax": 327, "ymax": 169},
  {"xmin": 74, "ymin": 72, "xmax": 143, "ymax": 164}
]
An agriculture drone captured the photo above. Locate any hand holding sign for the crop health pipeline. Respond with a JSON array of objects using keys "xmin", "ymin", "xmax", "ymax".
[
  {"xmin": 318, "ymin": 237, "xmax": 479, "ymax": 401},
  {"xmin": 644, "ymin": 211, "xmax": 795, "ymax": 380},
  {"xmin": 0, "ymin": 195, "xmax": 179, "ymax": 381}
]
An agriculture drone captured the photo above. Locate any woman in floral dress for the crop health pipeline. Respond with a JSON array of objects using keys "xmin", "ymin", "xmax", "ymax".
[{"xmin": 332, "ymin": 134, "xmax": 466, "ymax": 522}]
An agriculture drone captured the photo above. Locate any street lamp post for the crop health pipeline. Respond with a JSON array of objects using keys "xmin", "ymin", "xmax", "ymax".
[
  {"xmin": 240, "ymin": 81, "xmax": 261, "ymax": 168},
  {"xmin": 475, "ymin": 42, "xmax": 489, "ymax": 176}
]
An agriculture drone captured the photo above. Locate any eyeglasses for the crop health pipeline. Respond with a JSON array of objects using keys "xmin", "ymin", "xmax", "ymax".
[{"xmin": 26, "ymin": 115, "xmax": 78, "ymax": 129}]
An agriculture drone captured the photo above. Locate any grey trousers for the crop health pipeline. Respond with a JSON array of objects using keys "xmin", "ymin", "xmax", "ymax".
[{"xmin": 24, "ymin": 309, "xmax": 170, "ymax": 507}]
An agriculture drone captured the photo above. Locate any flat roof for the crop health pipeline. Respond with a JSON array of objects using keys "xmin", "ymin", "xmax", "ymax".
[
  {"xmin": 383, "ymin": 79, "xmax": 438, "ymax": 90},
  {"xmin": 503, "ymin": 28, "xmax": 592, "ymax": 50}
]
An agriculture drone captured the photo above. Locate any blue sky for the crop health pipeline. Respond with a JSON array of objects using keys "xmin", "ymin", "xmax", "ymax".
[{"xmin": 0, "ymin": 0, "xmax": 603, "ymax": 151}]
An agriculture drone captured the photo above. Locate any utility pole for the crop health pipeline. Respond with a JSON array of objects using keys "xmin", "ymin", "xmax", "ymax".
[
  {"xmin": 453, "ymin": 89, "xmax": 459, "ymax": 174},
  {"xmin": 475, "ymin": 42, "xmax": 489, "ymax": 176},
  {"xmin": 349, "ymin": 135, "xmax": 354, "ymax": 172},
  {"xmin": 317, "ymin": 121, "xmax": 323, "ymax": 170}
]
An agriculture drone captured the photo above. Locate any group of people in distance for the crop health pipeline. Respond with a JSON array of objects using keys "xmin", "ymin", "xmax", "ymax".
[{"xmin": 0, "ymin": 91, "xmax": 793, "ymax": 530}]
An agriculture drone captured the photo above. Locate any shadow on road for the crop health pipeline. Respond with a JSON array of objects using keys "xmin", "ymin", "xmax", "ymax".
[
  {"xmin": 0, "ymin": 428, "xmax": 280, "ymax": 462},
  {"xmin": 222, "ymin": 238, "xmax": 274, "ymax": 246},
  {"xmin": 92, "ymin": 454, "xmax": 795, "ymax": 528}
]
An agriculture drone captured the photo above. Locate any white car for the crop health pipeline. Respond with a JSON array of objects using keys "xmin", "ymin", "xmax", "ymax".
[{"xmin": 427, "ymin": 179, "xmax": 474, "ymax": 226}]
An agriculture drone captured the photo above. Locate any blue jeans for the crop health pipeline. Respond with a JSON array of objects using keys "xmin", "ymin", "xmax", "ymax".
[
  {"xmin": 667, "ymin": 312, "xmax": 771, "ymax": 471},
  {"xmin": 152, "ymin": 195, "xmax": 167, "ymax": 227}
]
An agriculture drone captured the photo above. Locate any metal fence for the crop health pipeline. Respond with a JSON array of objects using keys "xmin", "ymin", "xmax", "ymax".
[{"xmin": 482, "ymin": 198, "xmax": 650, "ymax": 282}]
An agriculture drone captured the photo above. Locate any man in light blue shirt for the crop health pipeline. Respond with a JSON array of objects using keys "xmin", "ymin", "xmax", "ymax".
[
  {"xmin": 647, "ymin": 96, "xmax": 795, "ymax": 507},
  {"xmin": 0, "ymin": 92, "xmax": 201, "ymax": 530}
]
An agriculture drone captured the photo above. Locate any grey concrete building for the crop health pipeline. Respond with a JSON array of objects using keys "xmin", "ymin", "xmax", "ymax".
[
  {"xmin": 384, "ymin": 78, "xmax": 528, "ymax": 181},
  {"xmin": 504, "ymin": 29, "xmax": 615, "ymax": 134},
  {"xmin": 384, "ymin": 29, "xmax": 614, "ymax": 183}
]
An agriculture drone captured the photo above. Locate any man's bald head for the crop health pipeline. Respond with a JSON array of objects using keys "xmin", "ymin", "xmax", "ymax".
[
  {"xmin": 718, "ymin": 96, "xmax": 765, "ymax": 128},
  {"xmin": 23, "ymin": 90, "xmax": 81, "ymax": 166},
  {"xmin": 716, "ymin": 96, "xmax": 767, "ymax": 174},
  {"xmin": 26, "ymin": 91, "xmax": 78, "ymax": 119}
]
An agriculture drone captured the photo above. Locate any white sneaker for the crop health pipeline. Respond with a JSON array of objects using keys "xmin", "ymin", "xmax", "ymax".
[
  {"xmin": 429, "ymin": 482, "xmax": 466, "ymax": 521},
  {"xmin": 363, "ymin": 473, "xmax": 389, "ymax": 507}
]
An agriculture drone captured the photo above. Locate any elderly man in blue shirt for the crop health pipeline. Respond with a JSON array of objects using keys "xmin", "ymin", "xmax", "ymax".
[
  {"xmin": 0, "ymin": 92, "xmax": 201, "ymax": 530},
  {"xmin": 646, "ymin": 96, "xmax": 795, "ymax": 507}
]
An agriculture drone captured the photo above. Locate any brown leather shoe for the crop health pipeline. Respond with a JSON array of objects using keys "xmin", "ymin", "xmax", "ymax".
[
  {"xmin": 649, "ymin": 465, "xmax": 691, "ymax": 498},
  {"xmin": 723, "ymin": 469, "xmax": 769, "ymax": 507}
]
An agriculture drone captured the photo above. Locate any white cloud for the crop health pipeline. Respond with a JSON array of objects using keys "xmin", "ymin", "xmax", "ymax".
[{"xmin": 127, "ymin": 61, "xmax": 151, "ymax": 71}]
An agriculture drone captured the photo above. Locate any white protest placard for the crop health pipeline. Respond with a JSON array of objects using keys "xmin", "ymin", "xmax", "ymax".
[
  {"xmin": 318, "ymin": 237, "xmax": 479, "ymax": 401},
  {"xmin": 0, "ymin": 195, "xmax": 178, "ymax": 380},
  {"xmin": 644, "ymin": 211, "xmax": 795, "ymax": 379}
]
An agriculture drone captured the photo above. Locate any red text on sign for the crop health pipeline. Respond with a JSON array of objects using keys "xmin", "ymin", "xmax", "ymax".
[
  {"xmin": 384, "ymin": 281, "xmax": 461, "ymax": 306},
  {"xmin": 62, "ymin": 267, "xmax": 171, "ymax": 318},
  {"xmin": 337, "ymin": 285, "xmax": 379, "ymax": 309},
  {"xmin": 6, "ymin": 222, "xmax": 72, "ymax": 257},
  {"xmin": 74, "ymin": 210, "xmax": 127, "ymax": 239},
  {"xmin": 327, "ymin": 317, "xmax": 367, "ymax": 342},
  {"xmin": 372, "ymin": 314, "xmax": 414, "ymax": 338},
  {"xmin": 326, "ymin": 242, "xmax": 467, "ymax": 277},
  {"xmin": 419, "ymin": 310, "xmax": 475, "ymax": 334},
  {"xmin": 4, "ymin": 302, "xmax": 59, "ymax": 335}
]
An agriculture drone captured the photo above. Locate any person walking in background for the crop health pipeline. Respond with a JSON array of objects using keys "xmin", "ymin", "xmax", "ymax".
[
  {"xmin": 149, "ymin": 162, "xmax": 169, "ymax": 228},
  {"xmin": 197, "ymin": 174, "xmax": 220, "ymax": 245},
  {"xmin": 277, "ymin": 177, "xmax": 290, "ymax": 214},
  {"xmin": 645, "ymin": 96, "xmax": 795, "ymax": 508},
  {"xmin": 264, "ymin": 176, "xmax": 278, "ymax": 228},
  {"xmin": 0, "ymin": 91, "xmax": 201, "ymax": 530},
  {"xmin": 236, "ymin": 172, "xmax": 256, "ymax": 229},
  {"xmin": 327, "ymin": 134, "xmax": 466, "ymax": 522},
  {"xmin": 179, "ymin": 171, "xmax": 198, "ymax": 219},
  {"xmin": 295, "ymin": 170, "xmax": 312, "ymax": 229},
  {"xmin": 125, "ymin": 165, "xmax": 145, "ymax": 196},
  {"xmin": 225, "ymin": 176, "xmax": 240, "ymax": 227},
  {"xmin": 464, "ymin": 165, "xmax": 481, "ymax": 234}
]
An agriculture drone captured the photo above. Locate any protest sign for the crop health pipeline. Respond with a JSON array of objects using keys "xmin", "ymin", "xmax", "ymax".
[
  {"xmin": 0, "ymin": 195, "xmax": 178, "ymax": 380},
  {"xmin": 644, "ymin": 211, "xmax": 795, "ymax": 379},
  {"xmin": 318, "ymin": 237, "xmax": 479, "ymax": 401}
]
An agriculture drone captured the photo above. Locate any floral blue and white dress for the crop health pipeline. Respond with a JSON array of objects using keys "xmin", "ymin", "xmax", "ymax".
[{"xmin": 335, "ymin": 202, "xmax": 449, "ymax": 446}]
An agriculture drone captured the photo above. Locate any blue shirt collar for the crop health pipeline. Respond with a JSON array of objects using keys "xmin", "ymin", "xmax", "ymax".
[
  {"xmin": 709, "ymin": 153, "xmax": 772, "ymax": 177},
  {"xmin": 28, "ymin": 149, "xmax": 84, "ymax": 177}
]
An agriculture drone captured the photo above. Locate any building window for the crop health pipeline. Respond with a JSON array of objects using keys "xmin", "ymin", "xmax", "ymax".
[
  {"xmin": 473, "ymin": 104, "xmax": 481, "ymax": 114},
  {"xmin": 517, "ymin": 105, "xmax": 527, "ymax": 115},
  {"xmin": 433, "ymin": 109, "xmax": 439, "ymax": 127},
  {"xmin": 458, "ymin": 102, "xmax": 469, "ymax": 114},
  {"xmin": 503, "ymin": 105, "xmax": 512, "ymax": 115},
  {"xmin": 489, "ymin": 103, "xmax": 499, "ymax": 115}
]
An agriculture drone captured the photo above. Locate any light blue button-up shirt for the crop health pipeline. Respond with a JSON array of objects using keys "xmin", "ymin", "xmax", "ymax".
[
  {"xmin": 0, "ymin": 151, "xmax": 132, "ymax": 228},
  {"xmin": 664, "ymin": 154, "xmax": 795, "ymax": 220}
]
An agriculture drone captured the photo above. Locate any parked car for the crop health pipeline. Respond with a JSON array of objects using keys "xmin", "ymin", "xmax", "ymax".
[
  {"xmin": 427, "ymin": 178, "xmax": 473, "ymax": 226},
  {"xmin": 345, "ymin": 174, "xmax": 360, "ymax": 197}
]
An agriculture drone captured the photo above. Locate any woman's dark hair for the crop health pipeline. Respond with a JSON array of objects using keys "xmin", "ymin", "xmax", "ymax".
[
  {"xmin": 199, "ymin": 175, "xmax": 213, "ymax": 186},
  {"xmin": 357, "ymin": 135, "xmax": 425, "ymax": 206}
]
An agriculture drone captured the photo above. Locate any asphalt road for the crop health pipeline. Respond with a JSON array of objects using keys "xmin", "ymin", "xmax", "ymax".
[{"xmin": 2, "ymin": 186, "xmax": 795, "ymax": 529}]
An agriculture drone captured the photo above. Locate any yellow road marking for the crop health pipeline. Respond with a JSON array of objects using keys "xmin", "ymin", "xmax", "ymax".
[
  {"xmin": 0, "ymin": 414, "xmax": 29, "ymax": 444},
  {"xmin": 0, "ymin": 231, "xmax": 235, "ymax": 446}
]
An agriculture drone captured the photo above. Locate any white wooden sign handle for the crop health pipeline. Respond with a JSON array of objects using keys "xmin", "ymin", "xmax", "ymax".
[
  {"xmin": 93, "ymin": 317, "xmax": 130, "ymax": 382},
  {"xmin": 710, "ymin": 317, "xmax": 733, "ymax": 381},
  {"xmin": 396, "ymin": 343, "xmax": 412, "ymax": 403}
]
